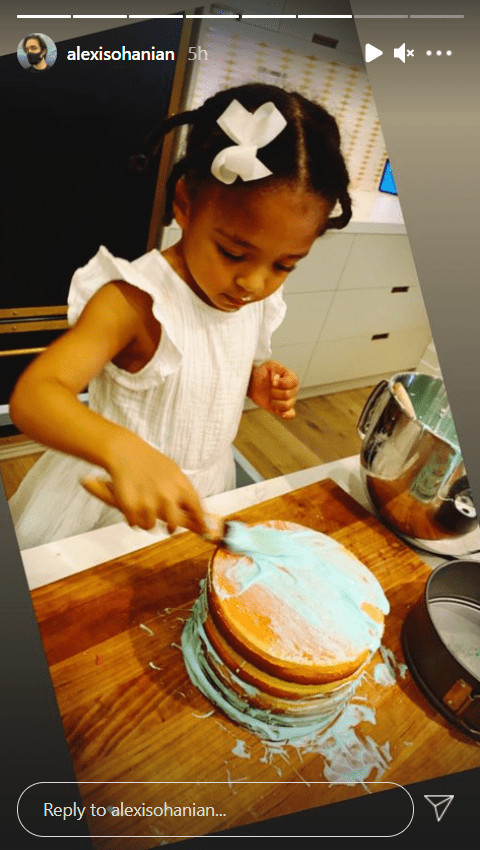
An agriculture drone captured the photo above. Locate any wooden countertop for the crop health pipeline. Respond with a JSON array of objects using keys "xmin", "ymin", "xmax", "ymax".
[{"xmin": 30, "ymin": 479, "xmax": 480, "ymax": 848}]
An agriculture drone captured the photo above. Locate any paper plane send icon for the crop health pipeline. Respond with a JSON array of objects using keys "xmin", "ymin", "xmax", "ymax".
[
  {"xmin": 365, "ymin": 44, "xmax": 383, "ymax": 63},
  {"xmin": 424, "ymin": 795, "xmax": 454, "ymax": 822}
]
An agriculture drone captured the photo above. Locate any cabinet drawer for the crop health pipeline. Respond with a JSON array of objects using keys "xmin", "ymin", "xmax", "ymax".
[
  {"xmin": 283, "ymin": 232, "xmax": 354, "ymax": 294},
  {"xmin": 321, "ymin": 286, "xmax": 429, "ymax": 340},
  {"xmin": 338, "ymin": 234, "xmax": 420, "ymax": 290},
  {"xmin": 303, "ymin": 328, "xmax": 432, "ymax": 387},
  {"xmin": 272, "ymin": 292, "xmax": 334, "ymax": 347}
]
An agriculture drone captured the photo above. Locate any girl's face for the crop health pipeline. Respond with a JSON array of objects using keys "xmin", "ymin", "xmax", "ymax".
[{"xmin": 167, "ymin": 180, "xmax": 331, "ymax": 312}]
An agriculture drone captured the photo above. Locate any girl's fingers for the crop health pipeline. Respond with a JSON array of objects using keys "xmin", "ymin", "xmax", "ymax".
[
  {"xmin": 275, "ymin": 407, "xmax": 296, "ymax": 419},
  {"xmin": 268, "ymin": 367, "xmax": 298, "ymax": 390},
  {"xmin": 163, "ymin": 502, "xmax": 182, "ymax": 535},
  {"xmin": 270, "ymin": 387, "xmax": 297, "ymax": 401},
  {"xmin": 81, "ymin": 476, "xmax": 118, "ymax": 507},
  {"xmin": 81, "ymin": 474, "xmax": 206, "ymax": 536},
  {"xmin": 277, "ymin": 376, "xmax": 298, "ymax": 390},
  {"xmin": 270, "ymin": 398, "xmax": 297, "ymax": 419},
  {"xmin": 270, "ymin": 378, "xmax": 299, "ymax": 396},
  {"xmin": 163, "ymin": 490, "xmax": 206, "ymax": 536},
  {"xmin": 135, "ymin": 505, "xmax": 158, "ymax": 531},
  {"xmin": 271, "ymin": 397, "xmax": 294, "ymax": 411},
  {"xmin": 131, "ymin": 501, "xmax": 194, "ymax": 534},
  {"xmin": 180, "ymin": 495, "xmax": 208, "ymax": 536},
  {"xmin": 265, "ymin": 363, "xmax": 299, "ymax": 418},
  {"xmin": 82, "ymin": 478, "xmax": 154, "ymax": 529}
]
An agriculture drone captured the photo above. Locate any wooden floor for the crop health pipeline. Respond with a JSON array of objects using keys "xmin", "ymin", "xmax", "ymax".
[
  {"xmin": 0, "ymin": 386, "xmax": 373, "ymax": 501},
  {"xmin": 233, "ymin": 386, "xmax": 372, "ymax": 479},
  {"xmin": 0, "ymin": 433, "xmax": 44, "ymax": 500}
]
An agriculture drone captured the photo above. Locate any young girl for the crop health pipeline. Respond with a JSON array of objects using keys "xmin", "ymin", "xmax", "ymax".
[{"xmin": 9, "ymin": 83, "xmax": 352, "ymax": 548}]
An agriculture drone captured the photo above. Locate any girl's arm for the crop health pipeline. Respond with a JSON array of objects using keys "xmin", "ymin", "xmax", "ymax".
[{"xmin": 9, "ymin": 282, "xmax": 206, "ymax": 534}]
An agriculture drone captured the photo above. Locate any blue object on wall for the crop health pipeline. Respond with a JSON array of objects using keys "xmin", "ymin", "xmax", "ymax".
[{"xmin": 379, "ymin": 159, "xmax": 398, "ymax": 195}]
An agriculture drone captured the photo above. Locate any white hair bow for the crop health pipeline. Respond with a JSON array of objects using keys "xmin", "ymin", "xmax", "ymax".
[{"xmin": 210, "ymin": 99, "xmax": 287, "ymax": 185}]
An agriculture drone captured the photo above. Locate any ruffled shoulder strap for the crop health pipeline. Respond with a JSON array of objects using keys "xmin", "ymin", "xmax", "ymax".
[
  {"xmin": 67, "ymin": 245, "xmax": 183, "ymax": 386},
  {"xmin": 254, "ymin": 286, "xmax": 287, "ymax": 364}
]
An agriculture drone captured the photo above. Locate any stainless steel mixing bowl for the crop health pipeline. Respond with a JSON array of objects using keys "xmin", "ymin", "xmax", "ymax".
[{"xmin": 357, "ymin": 373, "xmax": 478, "ymax": 547}]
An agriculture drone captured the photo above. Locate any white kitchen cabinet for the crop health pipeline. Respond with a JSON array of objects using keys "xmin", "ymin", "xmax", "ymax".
[
  {"xmin": 270, "ymin": 230, "xmax": 432, "ymax": 394},
  {"xmin": 337, "ymin": 234, "xmax": 421, "ymax": 291},
  {"xmin": 303, "ymin": 328, "xmax": 432, "ymax": 387},
  {"xmin": 283, "ymin": 232, "xmax": 354, "ymax": 294},
  {"xmin": 272, "ymin": 292, "xmax": 334, "ymax": 347},
  {"xmin": 320, "ymin": 286, "xmax": 429, "ymax": 340}
]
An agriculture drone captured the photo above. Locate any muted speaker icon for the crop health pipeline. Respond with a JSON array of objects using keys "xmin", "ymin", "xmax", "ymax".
[{"xmin": 394, "ymin": 43, "xmax": 406, "ymax": 63}]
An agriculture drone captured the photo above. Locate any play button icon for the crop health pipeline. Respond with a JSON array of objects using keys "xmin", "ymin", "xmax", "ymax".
[{"xmin": 365, "ymin": 44, "xmax": 383, "ymax": 63}]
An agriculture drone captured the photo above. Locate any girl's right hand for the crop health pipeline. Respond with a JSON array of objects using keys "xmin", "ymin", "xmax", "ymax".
[{"xmin": 81, "ymin": 440, "xmax": 207, "ymax": 536}]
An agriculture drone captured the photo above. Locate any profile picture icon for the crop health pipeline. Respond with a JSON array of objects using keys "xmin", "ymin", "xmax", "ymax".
[{"xmin": 17, "ymin": 33, "xmax": 57, "ymax": 72}]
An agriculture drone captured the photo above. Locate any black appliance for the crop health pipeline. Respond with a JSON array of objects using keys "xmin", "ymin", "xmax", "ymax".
[{"xmin": 1, "ymin": 18, "xmax": 184, "ymax": 406}]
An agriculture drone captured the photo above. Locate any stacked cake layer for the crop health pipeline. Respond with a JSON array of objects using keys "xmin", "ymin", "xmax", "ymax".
[{"xmin": 182, "ymin": 521, "xmax": 389, "ymax": 740}]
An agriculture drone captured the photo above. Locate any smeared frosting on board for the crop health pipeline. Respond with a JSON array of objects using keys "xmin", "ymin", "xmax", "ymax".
[{"xmin": 182, "ymin": 589, "xmax": 360, "ymax": 741}]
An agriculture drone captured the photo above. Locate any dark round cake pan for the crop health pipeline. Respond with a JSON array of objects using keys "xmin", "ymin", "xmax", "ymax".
[{"xmin": 401, "ymin": 560, "xmax": 480, "ymax": 741}]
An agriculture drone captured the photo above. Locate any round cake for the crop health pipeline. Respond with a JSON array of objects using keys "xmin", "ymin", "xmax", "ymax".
[{"xmin": 182, "ymin": 521, "xmax": 389, "ymax": 740}]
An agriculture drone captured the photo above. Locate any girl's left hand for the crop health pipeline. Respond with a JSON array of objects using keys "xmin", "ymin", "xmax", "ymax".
[{"xmin": 247, "ymin": 360, "xmax": 299, "ymax": 419}]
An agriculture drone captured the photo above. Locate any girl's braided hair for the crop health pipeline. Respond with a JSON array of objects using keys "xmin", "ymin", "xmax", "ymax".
[{"xmin": 137, "ymin": 83, "xmax": 352, "ymax": 231}]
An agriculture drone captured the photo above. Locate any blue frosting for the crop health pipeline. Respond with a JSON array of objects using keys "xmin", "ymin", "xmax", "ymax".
[{"xmin": 219, "ymin": 522, "xmax": 390, "ymax": 658}]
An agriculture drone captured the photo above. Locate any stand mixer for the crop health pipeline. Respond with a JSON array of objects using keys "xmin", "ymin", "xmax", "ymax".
[{"xmin": 357, "ymin": 372, "xmax": 480, "ymax": 557}]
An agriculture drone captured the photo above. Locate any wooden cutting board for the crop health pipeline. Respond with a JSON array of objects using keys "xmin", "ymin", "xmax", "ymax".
[{"xmin": 30, "ymin": 479, "xmax": 480, "ymax": 849}]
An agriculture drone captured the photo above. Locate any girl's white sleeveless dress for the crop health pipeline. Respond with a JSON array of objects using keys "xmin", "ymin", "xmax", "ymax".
[{"xmin": 9, "ymin": 246, "xmax": 286, "ymax": 549}]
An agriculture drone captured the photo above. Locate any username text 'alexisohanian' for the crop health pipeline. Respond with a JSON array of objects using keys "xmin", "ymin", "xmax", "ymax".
[{"xmin": 67, "ymin": 46, "xmax": 175, "ymax": 61}]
